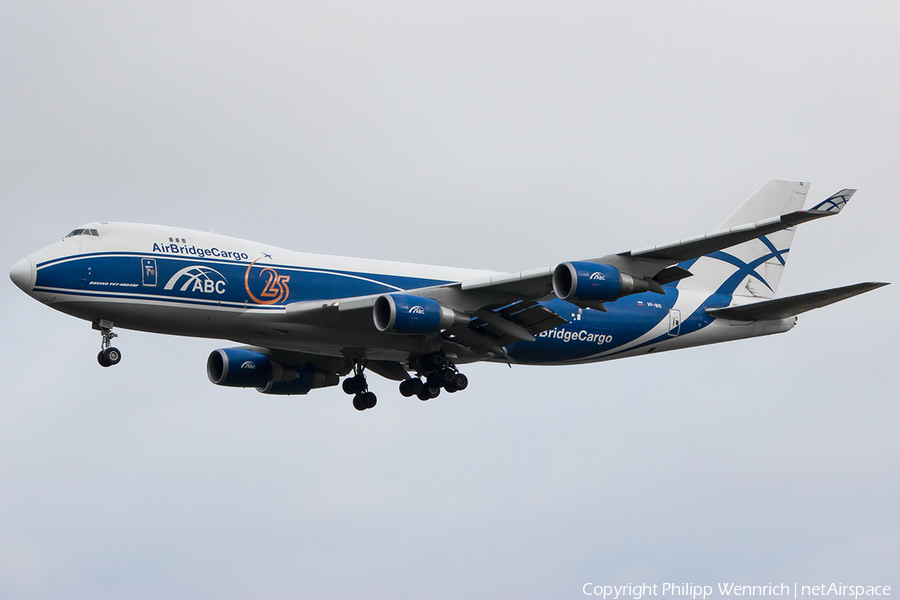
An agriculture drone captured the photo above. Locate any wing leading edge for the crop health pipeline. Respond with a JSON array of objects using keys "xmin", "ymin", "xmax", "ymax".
[{"xmin": 274, "ymin": 184, "xmax": 868, "ymax": 355}]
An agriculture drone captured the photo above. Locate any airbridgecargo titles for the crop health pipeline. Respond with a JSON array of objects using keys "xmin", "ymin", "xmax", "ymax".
[
  {"xmin": 151, "ymin": 242, "xmax": 249, "ymax": 261},
  {"xmin": 9, "ymin": 180, "xmax": 888, "ymax": 411},
  {"xmin": 538, "ymin": 328, "xmax": 613, "ymax": 345}
]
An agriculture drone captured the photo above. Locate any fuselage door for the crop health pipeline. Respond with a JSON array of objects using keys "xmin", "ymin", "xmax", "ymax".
[
  {"xmin": 142, "ymin": 258, "xmax": 158, "ymax": 287},
  {"xmin": 668, "ymin": 309, "xmax": 681, "ymax": 336}
]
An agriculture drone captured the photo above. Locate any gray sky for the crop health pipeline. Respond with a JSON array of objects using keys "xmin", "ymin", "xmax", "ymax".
[{"xmin": 1, "ymin": 2, "xmax": 898, "ymax": 598}]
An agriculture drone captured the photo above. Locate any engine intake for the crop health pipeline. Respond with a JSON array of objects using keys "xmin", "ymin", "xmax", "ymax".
[
  {"xmin": 552, "ymin": 261, "xmax": 650, "ymax": 302},
  {"xmin": 207, "ymin": 348, "xmax": 290, "ymax": 388},
  {"xmin": 373, "ymin": 294, "xmax": 468, "ymax": 334}
]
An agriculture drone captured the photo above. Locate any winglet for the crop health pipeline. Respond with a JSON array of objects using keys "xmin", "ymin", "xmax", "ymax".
[{"xmin": 809, "ymin": 189, "xmax": 856, "ymax": 214}]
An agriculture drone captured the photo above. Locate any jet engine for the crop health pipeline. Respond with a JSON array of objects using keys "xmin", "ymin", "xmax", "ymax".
[
  {"xmin": 207, "ymin": 348, "xmax": 339, "ymax": 394},
  {"xmin": 552, "ymin": 261, "xmax": 650, "ymax": 302},
  {"xmin": 373, "ymin": 294, "xmax": 468, "ymax": 334},
  {"xmin": 207, "ymin": 347, "xmax": 300, "ymax": 388},
  {"xmin": 207, "ymin": 348, "xmax": 278, "ymax": 387}
]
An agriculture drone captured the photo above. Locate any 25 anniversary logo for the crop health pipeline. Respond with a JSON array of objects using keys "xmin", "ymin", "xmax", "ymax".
[{"xmin": 244, "ymin": 258, "xmax": 290, "ymax": 305}]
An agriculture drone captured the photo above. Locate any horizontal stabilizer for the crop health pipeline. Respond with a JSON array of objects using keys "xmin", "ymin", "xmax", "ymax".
[
  {"xmin": 809, "ymin": 188, "xmax": 855, "ymax": 213},
  {"xmin": 706, "ymin": 282, "xmax": 888, "ymax": 321}
]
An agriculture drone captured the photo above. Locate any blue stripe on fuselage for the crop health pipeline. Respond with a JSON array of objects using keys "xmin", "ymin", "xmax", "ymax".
[
  {"xmin": 34, "ymin": 253, "xmax": 737, "ymax": 363},
  {"xmin": 34, "ymin": 252, "xmax": 453, "ymax": 306}
]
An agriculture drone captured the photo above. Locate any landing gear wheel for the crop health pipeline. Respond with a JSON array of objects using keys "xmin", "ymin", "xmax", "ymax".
[
  {"xmin": 342, "ymin": 374, "xmax": 367, "ymax": 395},
  {"xmin": 95, "ymin": 320, "xmax": 120, "ymax": 367},
  {"xmin": 105, "ymin": 347, "xmax": 121, "ymax": 366},
  {"xmin": 353, "ymin": 391, "xmax": 377, "ymax": 410},
  {"xmin": 439, "ymin": 369, "xmax": 456, "ymax": 387},
  {"xmin": 449, "ymin": 373, "xmax": 467, "ymax": 392},
  {"xmin": 98, "ymin": 347, "xmax": 121, "ymax": 368},
  {"xmin": 421, "ymin": 352, "xmax": 446, "ymax": 372},
  {"xmin": 417, "ymin": 384, "xmax": 441, "ymax": 401},
  {"xmin": 345, "ymin": 361, "xmax": 374, "ymax": 410},
  {"xmin": 399, "ymin": 378, "xmax": 424, "ymax": 397}
]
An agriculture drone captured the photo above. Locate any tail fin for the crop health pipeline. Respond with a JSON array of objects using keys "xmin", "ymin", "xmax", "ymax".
[{"xmin": 677, "ymin": 180, "xmax": 827, "ymax": 298}]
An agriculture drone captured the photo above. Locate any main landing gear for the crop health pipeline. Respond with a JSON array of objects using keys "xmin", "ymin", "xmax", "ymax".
[
  {"xmin": 342, "ymin": 361, "xmax": 377, "ymax": 411},
  {"xmin": 341, "ymin": 353, "xmax": 470, "ymax": 411},
  {"xmin": 399, "ymin": 352, "xmax": 468, "ymax": 402},
  {"xmin": 94, "ymin": 320, "xmax": 121, "ymax": 368}
]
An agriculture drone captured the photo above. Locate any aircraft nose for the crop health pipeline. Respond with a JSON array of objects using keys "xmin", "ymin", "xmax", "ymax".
[{"xmin": 9, "ymin": 257, "xmax": 34, "ymax": 293}]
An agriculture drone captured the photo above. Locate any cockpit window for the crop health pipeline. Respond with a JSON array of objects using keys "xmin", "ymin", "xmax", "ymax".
[{"xmin": 64, "ymin": 228, "xmax": 101, "ymax": 238}]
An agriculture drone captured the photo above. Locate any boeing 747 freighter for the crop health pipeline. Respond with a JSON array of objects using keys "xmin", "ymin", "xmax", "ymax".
[{"xmin": 9, "ymin": 180, "xmax": 887, "ymax": 410}]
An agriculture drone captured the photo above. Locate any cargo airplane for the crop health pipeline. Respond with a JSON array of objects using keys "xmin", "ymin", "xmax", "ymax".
[{"xmin": 9, "ymin": 180, "xmax": 887, "ymax": 410}]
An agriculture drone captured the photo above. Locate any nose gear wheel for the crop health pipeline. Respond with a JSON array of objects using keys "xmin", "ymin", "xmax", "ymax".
[{"xmin": 94, "ymin": 320, "xmax": 121, "ymax": 367}]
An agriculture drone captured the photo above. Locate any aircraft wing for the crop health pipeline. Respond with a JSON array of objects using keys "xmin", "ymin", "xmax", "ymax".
[
  {"xmin": 597, "ymin": 189, "xmax": 856, "ymax": 280},
  {"xmin": 281, "ymin": 289, "xmax": 567, "ymax": 356},
  {"xmin": 438, "ymin": 188, "xmax": 857, "ymax": 301},
  {"xmin": 277, "ymin": 188, "xmax": 856, "ymax": 355}
]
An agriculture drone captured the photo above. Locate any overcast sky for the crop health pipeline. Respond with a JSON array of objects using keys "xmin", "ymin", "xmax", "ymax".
[{"xmin": 1, "ymin": 2, "xmax": 898, "ymax": 599}]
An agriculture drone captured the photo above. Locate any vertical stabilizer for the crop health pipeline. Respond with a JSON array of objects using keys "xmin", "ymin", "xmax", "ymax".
[{"xmin": 676, "ymin": 179, "xmax": 810, "ymax": 299}]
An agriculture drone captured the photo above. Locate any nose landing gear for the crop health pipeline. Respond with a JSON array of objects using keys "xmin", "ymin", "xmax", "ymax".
[{"xmin": 94, "ymin": 320, "xmax": 121, "ymax": 367}]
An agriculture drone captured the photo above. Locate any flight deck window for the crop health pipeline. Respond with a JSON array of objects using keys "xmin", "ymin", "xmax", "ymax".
[{"xmin": 64, "ymin": 228, "xmax": 101, "ymax": 238}]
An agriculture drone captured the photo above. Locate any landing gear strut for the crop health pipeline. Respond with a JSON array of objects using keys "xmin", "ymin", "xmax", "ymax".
[
  {"xmin": 342, "ymin": 361, "xmax": 376, "ymax": 411},
  {"xmin": 94, "ymin": 320, "xmax": 121, "ymax": 368},
  {"xmin": 402, "ymin": 352, "xmax": 468, "ymax": 401}
]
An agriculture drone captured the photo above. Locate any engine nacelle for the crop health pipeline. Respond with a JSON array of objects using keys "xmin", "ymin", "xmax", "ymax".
[
  {"xmin": 207, "ymin": 348, "xmax": 290, "ymax": 388},
  {"xmin": 373, "ymin": 294, "xmax": 468, "ymax": 334},
  {"xmin": 257, "ymin": 365, "xmax": 339, "ymax": 395},
  {"xmin": 552, "ymin": 261, "xmax": 650, "ymax": 302}
]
